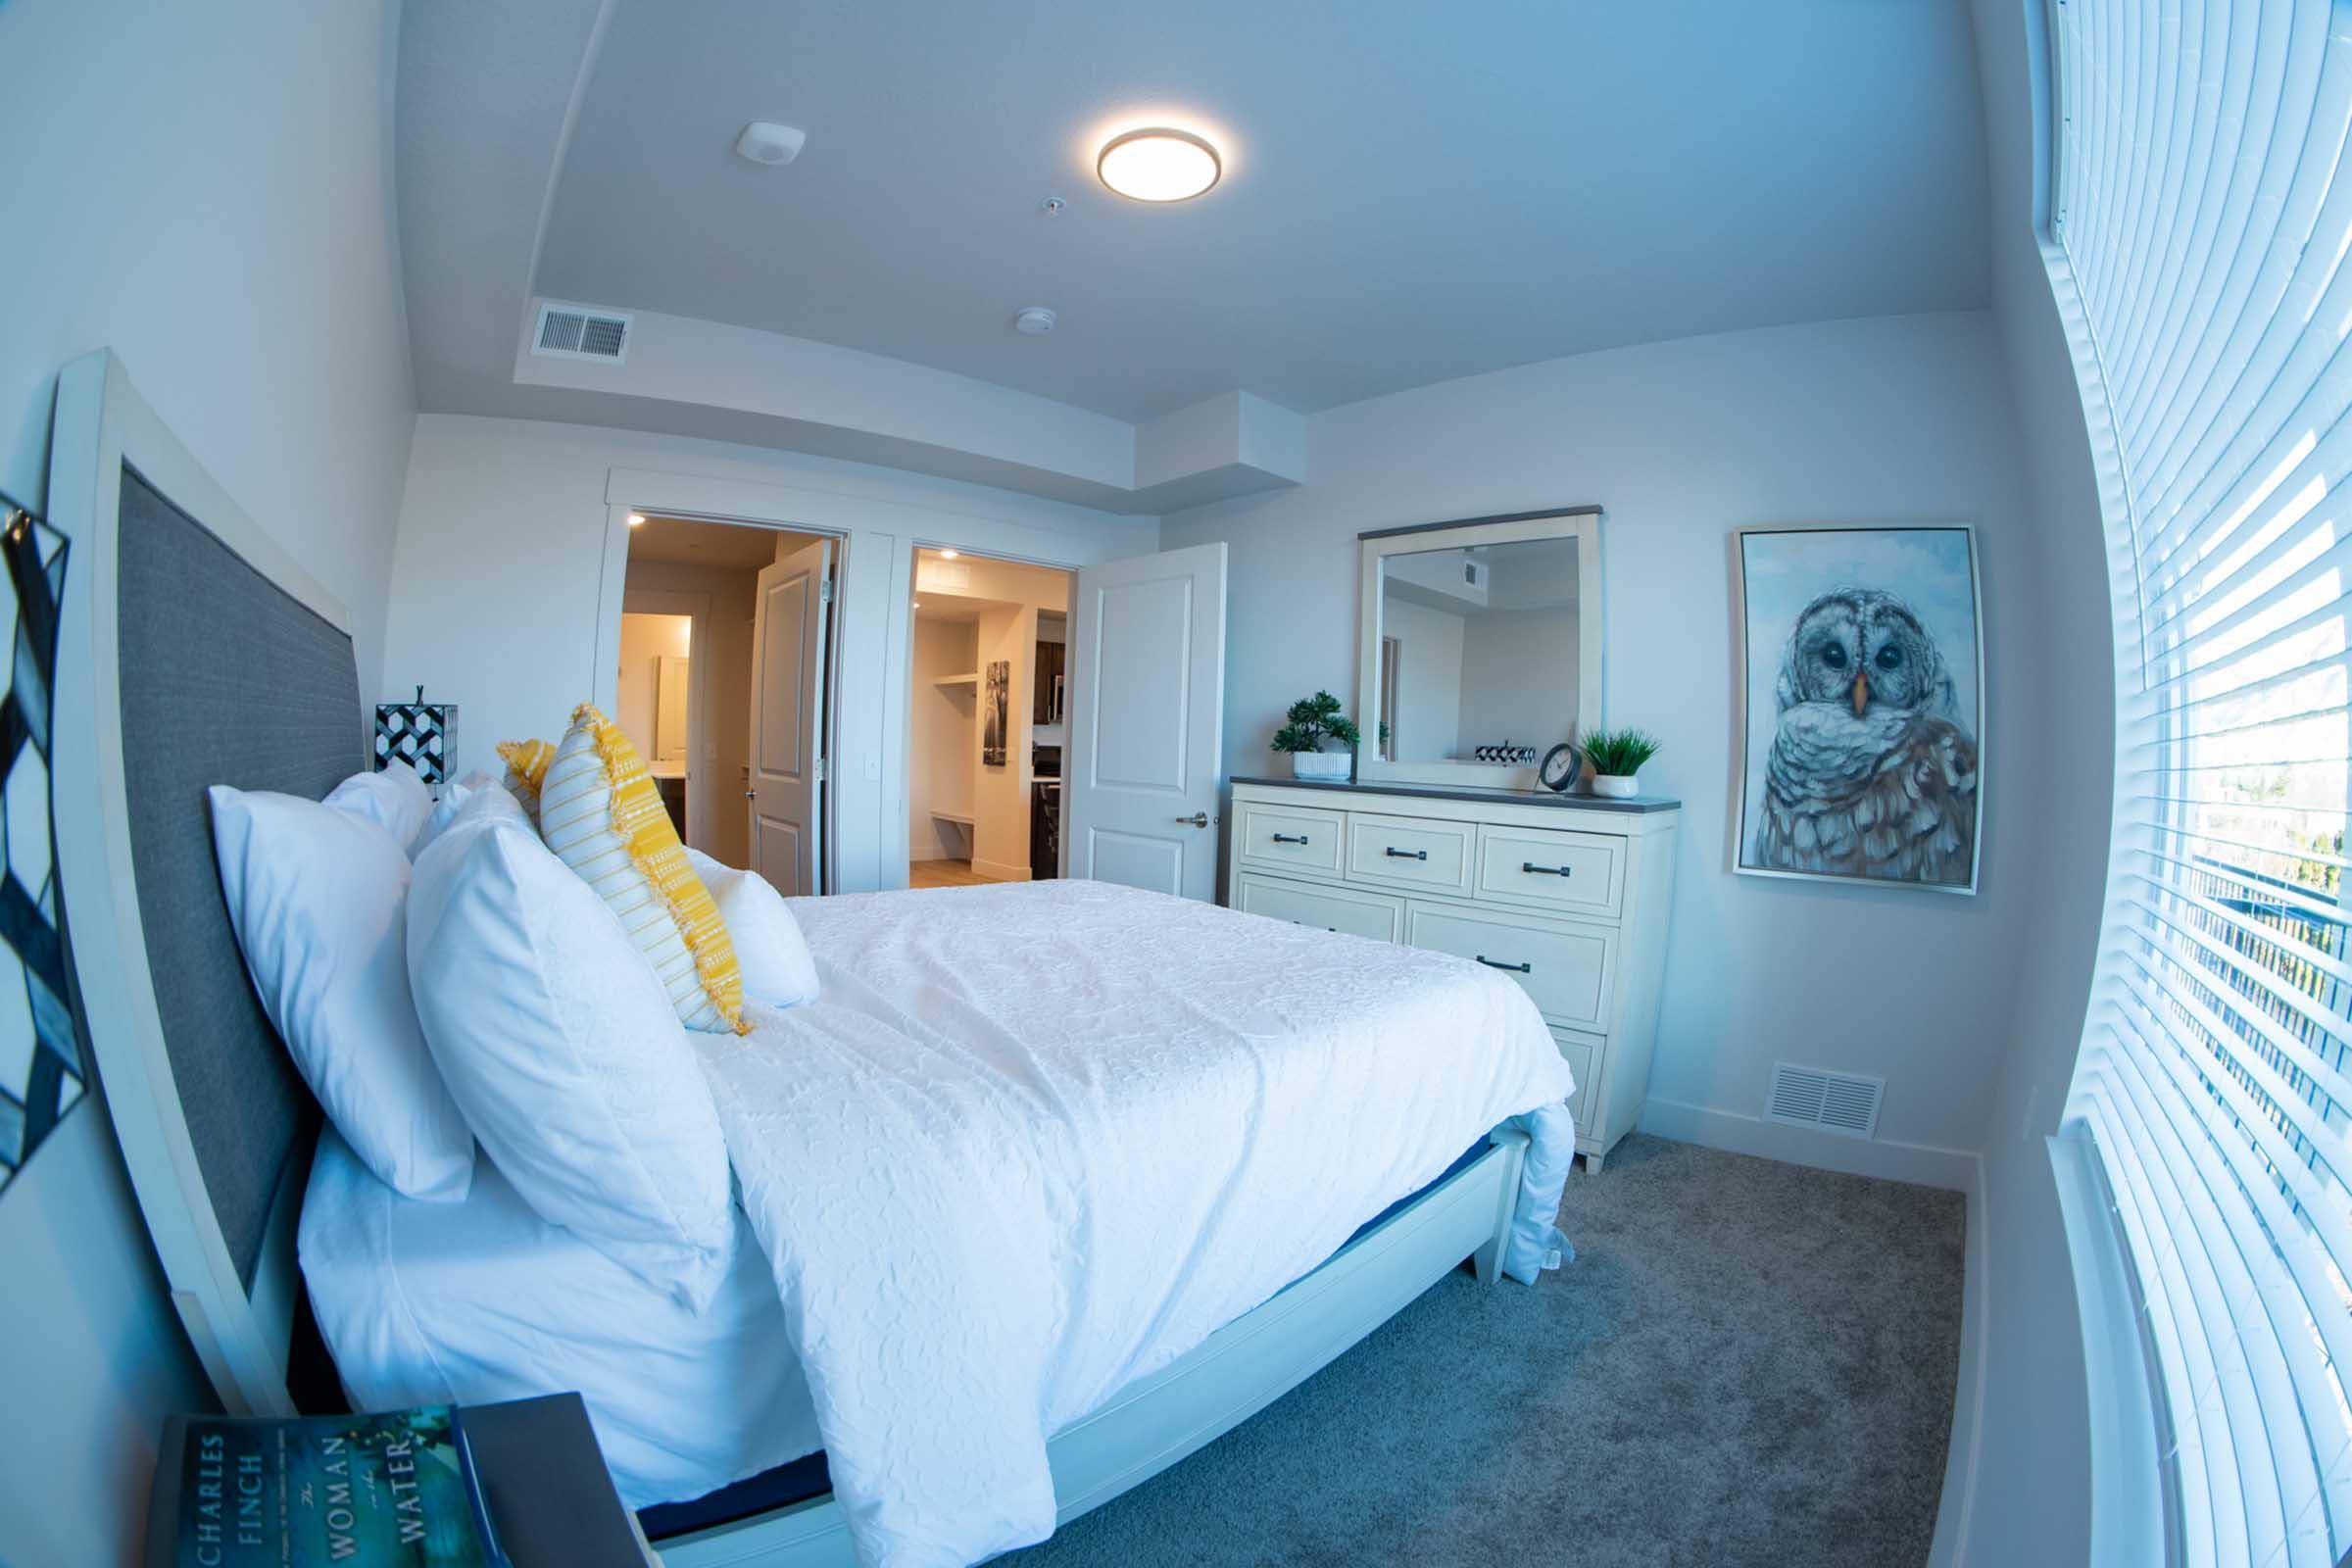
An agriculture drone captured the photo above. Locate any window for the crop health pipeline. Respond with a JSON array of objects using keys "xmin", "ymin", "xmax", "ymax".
[{"xmin": 2048, "ymin": 1, "xmax": 2352, "ymax": 1563}]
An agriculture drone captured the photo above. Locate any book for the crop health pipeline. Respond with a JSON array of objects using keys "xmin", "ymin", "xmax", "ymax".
[{"xmin": 147, "ymin": 1404, "xmax": 507, "ymax": 1568}]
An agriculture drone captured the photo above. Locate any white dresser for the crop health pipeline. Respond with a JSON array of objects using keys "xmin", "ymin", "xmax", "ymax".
[{"xmin": 1224, "ymin": 777, "xmax": 1680, "ymax": 1172}]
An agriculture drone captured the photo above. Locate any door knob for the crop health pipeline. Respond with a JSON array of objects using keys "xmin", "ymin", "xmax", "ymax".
[{"xmin": 1176, "ymin": 810, "xmax": 1209, "ymax": 827}]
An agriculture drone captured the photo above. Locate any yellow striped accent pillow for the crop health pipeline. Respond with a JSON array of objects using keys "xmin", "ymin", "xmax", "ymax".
[
  {"xmin": 535, "ymin": 705, "xmax": 747, "ymax": 1035},
  {"xmin": 496, "ymin": 738, "xmax": 555, "ymax": 824}
]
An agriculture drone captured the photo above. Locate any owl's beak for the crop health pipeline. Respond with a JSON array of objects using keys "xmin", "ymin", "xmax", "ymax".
[{"xmin": 1850, "ymin": 670, "xmax": 1870, "ymax": 716}]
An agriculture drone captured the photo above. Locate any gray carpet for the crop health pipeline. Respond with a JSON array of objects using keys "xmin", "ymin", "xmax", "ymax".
[{"xmin": 1004, "ymin": 1135, "xmax": 1965, "ymax": 1568}]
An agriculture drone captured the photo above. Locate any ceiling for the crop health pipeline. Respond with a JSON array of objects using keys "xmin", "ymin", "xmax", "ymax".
[
  {"xmin": 626, "ymin": 515, "xmax": 814, "ymax": 569},
  {"xmin": 397, "ymin": 0, "xmax": 1991, "ymax": 506}
]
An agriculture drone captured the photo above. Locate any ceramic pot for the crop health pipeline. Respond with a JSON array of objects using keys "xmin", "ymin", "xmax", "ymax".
[
  {"xmin": 1591, "ymin": 773, "xmax": 1639, "ymax": 799},
  {"xmin": 1291, "ymin": 751, "xmax": 1351, "ymax": 781}
]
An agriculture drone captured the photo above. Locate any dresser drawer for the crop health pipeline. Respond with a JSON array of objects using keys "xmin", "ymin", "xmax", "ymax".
[
  {"xmin": 1234, "ymin": 872, "xmax": 1404, "ymax": 943},
  {"xmin": 1549, "ymin": 1025, "xmax": 1603, "ymax": 1136},
  {"xmin": 1476, "ymin": 825, "xmax": 1626, "ymax": 919},
  {"xmin": 1348, "ymin": 812, "xmax": 1475, "ymax": 895},
  {"xmin": 1234, "ymin": 800, "xmax": 1346, "ymax": 876},
  {"xmin": 1406, "ymin": 903, "xmax": 1615, "ymax": 1027}
]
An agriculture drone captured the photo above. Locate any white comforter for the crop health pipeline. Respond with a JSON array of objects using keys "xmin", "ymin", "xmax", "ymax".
[{"xmin": 698, "ymin": 878, "xmax": 1577, "ymax": 1568}]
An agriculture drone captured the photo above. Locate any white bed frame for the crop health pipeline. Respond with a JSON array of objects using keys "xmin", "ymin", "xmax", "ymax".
[{"xmin": 46, "ymin": 348, "xmax": 1537, "ymax": 1564}]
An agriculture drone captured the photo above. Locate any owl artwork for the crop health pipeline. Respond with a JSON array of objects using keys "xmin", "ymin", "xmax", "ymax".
[{"xmin": 1752, "ymin": 587, "xmax": 1979, "ymax": 886}]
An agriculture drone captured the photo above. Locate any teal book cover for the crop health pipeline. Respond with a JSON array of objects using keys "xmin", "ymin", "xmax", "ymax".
[{"xmin": 158, "ymin": 1405, "xmax": 497, "ymax": 1568}]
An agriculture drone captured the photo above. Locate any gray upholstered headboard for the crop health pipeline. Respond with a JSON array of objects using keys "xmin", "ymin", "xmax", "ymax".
[
  {"xmin": 116, "ymin": 467, "xmax": 357, "ymax": 1285},
  {"xmin": 50, "ymin": 350, "xmax": 364, "ymax": 1416}
]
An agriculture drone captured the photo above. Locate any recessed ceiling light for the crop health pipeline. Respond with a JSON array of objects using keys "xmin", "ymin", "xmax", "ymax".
[
  {"xmin": 939, "ymin": 549, "xmax": 959, "ymax": 560},
  {"xmin": 1097, "ymin": 128, "xmax": 1221, "ymax": 202},
  {"xmin": 627, "ymin": 513, "xmax": 646, "ymax": 527}
]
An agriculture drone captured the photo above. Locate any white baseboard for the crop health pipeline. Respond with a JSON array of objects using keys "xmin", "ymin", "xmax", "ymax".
[
  {"xmin": 1926, "ymin": 1153, "xmax": 1989, "ymax": 1568},
  {"xmin": 972, "ymin": 857, "xmax": 1032, "ymax": 882},
  {"xmin": 1638, "ymin": 1096, "xmax": 1979, "ymax": 1192}
]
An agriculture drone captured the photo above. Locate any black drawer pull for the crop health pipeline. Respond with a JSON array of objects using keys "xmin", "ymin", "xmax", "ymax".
[
  {"xmin": 1477, "ymin": 956, "xmax": 1533, "ymax": 973},
  {"xmin": 1384, "ymin": 847, "xmax": 1428, "ymax": 860},
  {"xmin": 1521, "ymin": 861, "xmax": 1573, "ymax": 877},
  {"xmin": 1271, "ymin": 833, "xmax": 1310, "ymax": 845}
]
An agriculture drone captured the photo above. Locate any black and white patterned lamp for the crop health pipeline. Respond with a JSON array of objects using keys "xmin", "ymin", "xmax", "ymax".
[
  {"xmin": 374, "ymin": 685, "xmax": 458, "ymax": 789},
  {"xmin": 0, "ymin": 492, "xmax": 79, "ymax": 1195}
]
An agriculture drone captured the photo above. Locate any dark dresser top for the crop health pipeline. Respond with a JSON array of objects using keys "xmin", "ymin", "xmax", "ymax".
[{"xmin": 1228, "ymin": 775, "xmax": 1681, "ymax": 814}]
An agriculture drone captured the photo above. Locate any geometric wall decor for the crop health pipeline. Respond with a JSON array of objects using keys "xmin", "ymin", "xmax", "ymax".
[
  {"xmin": 374, "ymin": 685, "xmax": 458, "ymax": 787},
  {"xmin": 0, "ymin": 491, "xmax": 79, "ymax": 1195}
]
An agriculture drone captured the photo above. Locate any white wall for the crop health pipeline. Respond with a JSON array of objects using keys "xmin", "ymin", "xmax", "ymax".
[
  {"xmin": 1162, "ymin": 311, "xmax": 2040, "ymax": 1174},
  {"xmin": 381, "ymin": 415, "xmax": 1155, "ymax": 893},
  {"xmin": 1382, "ymin": 596, "xmax": 1466, "ymax": 761},
  {"xmin": 615, "ymin": 611, "xmax": 692, "ymax": 759},
  {"xmin": 1456, "ymin": 608, "xmax": 1579, "ymax": 758},
  {"xmin": 0, "ymin": 2, "xmax": 416, "ymax": 1562},
  {"xmin": 909, "ymin": 616, "xmax": 979, "ymax": 860},
  {"xmin": 622, "ymin": 560, "xmax": 764, "ymax": 870},
  {"xmin": 1940, "ymin": 2, "xmax": 2111, "ymax": 1561},
  {"xmin": 973, "ymin": 604, "xmax": 1037, "ymax": 881}
]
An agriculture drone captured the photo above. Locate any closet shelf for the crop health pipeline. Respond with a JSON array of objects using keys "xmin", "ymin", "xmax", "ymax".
[
  {"xmin": 934, "ymin": 672, "xmax": 979, "ymax": 689},
  {"xmin": 929, "ymin": 809, "xmax": 975, "ymax": 827}
]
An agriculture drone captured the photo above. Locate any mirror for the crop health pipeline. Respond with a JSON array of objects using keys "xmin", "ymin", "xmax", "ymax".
[{"xmin": 1358, "ymin": 509, "xmax": 1602, "ymax": 788}]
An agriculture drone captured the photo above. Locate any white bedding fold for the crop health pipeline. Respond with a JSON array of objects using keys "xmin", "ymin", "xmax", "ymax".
[{"xmin": 697, "ymin": 879, "xmax": 1576, "ymax": 1567}]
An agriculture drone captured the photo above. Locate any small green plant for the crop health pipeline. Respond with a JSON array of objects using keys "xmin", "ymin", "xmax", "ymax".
[
  {"xmin": 1271, "ymin": 691, "xmax": 1362, "ymax": 754},
  {"xmin": 1582, "ymin": 726, "xmax": 1661, "ymax": 777}
]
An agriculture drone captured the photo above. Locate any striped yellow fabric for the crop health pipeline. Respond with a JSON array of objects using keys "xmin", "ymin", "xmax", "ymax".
[
  {"xmin": 495, "ymin": 738, "xmax": 555, "ymax": 824},
  {"xmin": 535, "ymin": 705, "xmax": 747, "ymax": 1035}
]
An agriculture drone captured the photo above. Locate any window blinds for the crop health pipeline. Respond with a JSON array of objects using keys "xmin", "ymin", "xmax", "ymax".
[{"xmin": 2049, "ymin": 1, "xmax": 2352, "ymax": 1564}]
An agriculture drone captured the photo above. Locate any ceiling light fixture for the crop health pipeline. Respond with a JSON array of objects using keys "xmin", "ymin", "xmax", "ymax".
[
  {"xmin": 939, "ymin": 549, "xmax": 959, "ymax": 560},
  {"xmin": 735, "ymin": 122, "xmax": 807, "ymax": 166},
  {"xmin": 1097, "ymin": 127, "xmax": 1221, "ymax": 203},
  {"xmin": 1013, "ymin": 306, "xmax": 1057, "ymax": 336},
  {"xmin": 627, "ymin": 513, "xmax": 646, "ymax": 527}
]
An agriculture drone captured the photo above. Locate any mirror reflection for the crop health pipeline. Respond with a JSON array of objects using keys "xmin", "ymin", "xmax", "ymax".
[{"xmin": 1375, "ymin": 535, "xmax": 1582, "ymax": 763}]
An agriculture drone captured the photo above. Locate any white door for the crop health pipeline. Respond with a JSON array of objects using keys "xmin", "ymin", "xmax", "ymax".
[
  {"xmin": 1063, "ymin": 541, "xmax": 1227, "ymax": 900},
  {"xmin": 749, "ymin": 538, "xmax": 831, "ymax": 896}
]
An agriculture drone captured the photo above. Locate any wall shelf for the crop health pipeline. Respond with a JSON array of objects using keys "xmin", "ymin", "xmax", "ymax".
[
  {"xmin": 934, "ymin": 672, "xmax": 979, "ymax": 689},
  {"xmin": 929, "ymin": 808, "xmax": 975, "ymax": 827}
]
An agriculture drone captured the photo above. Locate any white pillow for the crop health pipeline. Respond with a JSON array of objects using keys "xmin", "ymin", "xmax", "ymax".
[
  {"xmin": 415, "ymin": 769, "xmax": 521, "ymax": 855},
  {"xmin": 406, "ymin": 797, "xmax": 735, "ymax": 1308},
  {"xmin": 685, "ymin": 848, "xmax": 820, "ymax": 1009},
  {"xmin": 207, "ymin": 785, "xmax": 474, "ymax": 1201},
  {"xmin": 323, "ymin": 761, "xmax": 435, "ymax": 856}
]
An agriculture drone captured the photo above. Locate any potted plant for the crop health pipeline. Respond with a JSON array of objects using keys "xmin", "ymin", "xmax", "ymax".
[
  {"xmin": 1272, "ymin": 691, "xmax": 1361, "ymax": 780},
  {"xmin": 1581, "ymin": 727, "xmax": 1660, "ymax": 798}
]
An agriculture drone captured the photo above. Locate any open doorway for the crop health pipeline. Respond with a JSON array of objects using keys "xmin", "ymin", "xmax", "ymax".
[
  {"xmin": 619, "ymin": 514, "xmax": 838, "ymax": 894},
  {"xmin": 906, "ymin": 547, "xmax": 1074, "ymax": 889}
]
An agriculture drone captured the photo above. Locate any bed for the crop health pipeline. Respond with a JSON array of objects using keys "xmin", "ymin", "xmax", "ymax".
[{"xmin": 47, "ymin": 350, "xmax": 1578, "ymax": 1568}]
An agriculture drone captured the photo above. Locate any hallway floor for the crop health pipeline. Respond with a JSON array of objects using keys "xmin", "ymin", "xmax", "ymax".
[{"xmin": 908, "ymin": 858, "xmax": 1015, "ymax": 890}]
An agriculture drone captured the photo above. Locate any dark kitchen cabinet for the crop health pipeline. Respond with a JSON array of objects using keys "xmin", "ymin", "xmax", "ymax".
[{"xmin": 1033, "ymin": 639, "xmax": 1065, "ymax": 724}]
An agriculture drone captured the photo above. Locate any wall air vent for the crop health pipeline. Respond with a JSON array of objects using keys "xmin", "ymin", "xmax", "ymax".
[
  {"xmin": 531, "ymin": 301, "xmax": 632, "ymax": 364},
  {"xmin": 1765, "ymin": 1062, "xmax": 1884, "ymax": 1139}
]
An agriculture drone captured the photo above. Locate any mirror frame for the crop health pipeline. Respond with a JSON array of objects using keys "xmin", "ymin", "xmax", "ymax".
[{"xmin": 1356, "ymin": 505, "xmax": 1604, "ymax": 791}]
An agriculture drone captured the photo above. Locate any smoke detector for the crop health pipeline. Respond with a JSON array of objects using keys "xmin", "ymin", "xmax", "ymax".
[
  {"xmin": 735, "ymin": 122, "xmax": 807, "ymax": 166},
  {"xmin": 1013, "ymin": 307, "xmax": 1058, "ymax": 336}
]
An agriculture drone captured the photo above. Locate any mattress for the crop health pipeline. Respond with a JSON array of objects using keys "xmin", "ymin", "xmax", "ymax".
[{"xmin": 297, "ymin": 1128, "xmax": 822, "ymax": 1510}]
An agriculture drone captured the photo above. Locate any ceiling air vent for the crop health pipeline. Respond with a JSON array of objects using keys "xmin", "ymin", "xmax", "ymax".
[
  {"xmin": 531, "ymin": 302, "xmax": 632, "ymax": 364},
  {"xmin": 1765, "ymin": 1062, "xmax": 1884, "ymax": 1139}
]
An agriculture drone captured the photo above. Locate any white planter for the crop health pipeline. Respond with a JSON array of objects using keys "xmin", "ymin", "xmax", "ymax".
[
  {"xmin": 1290, "ymin": 752, "xmax": 1351, "ymax": 781},
  {"xmin": 1591, "ymin": 773, "xmax": 1639, "ymax": 799}
]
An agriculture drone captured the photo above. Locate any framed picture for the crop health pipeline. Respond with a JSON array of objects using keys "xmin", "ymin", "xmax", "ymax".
[
  {"xmin": 1734, "ymin": 525, "xmax": 1983, "ymax": 894},
  {"xmin": 982, "ymin": 660, "xmax": 1009, "ymax": 766}
]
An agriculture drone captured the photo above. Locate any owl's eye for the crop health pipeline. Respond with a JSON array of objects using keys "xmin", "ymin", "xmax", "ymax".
[
  {"xmin": 1875, "ymin": 644, "xmax": 1904, "ymax": 671},
  {"xmin": 1820, "ymin": 643, "xmax": 1848, "ymax": 669}
]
